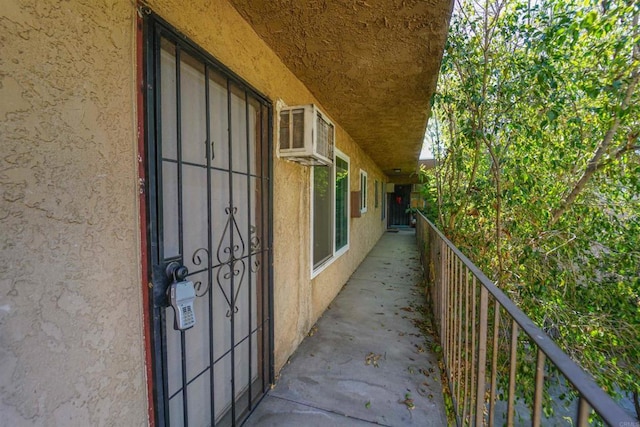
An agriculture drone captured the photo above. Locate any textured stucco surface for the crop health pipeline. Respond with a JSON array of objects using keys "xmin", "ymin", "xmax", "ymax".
[
  {"xmin": 1, "ymin": 0, "xmax": 426, "ymax": 424},
  {"xmin": 0, "ymin": 1, "xmax": 146, "ymax": 426},
  {"xmin": 230, "ymin": 0, "xmax": 453, "ymax": 181}
]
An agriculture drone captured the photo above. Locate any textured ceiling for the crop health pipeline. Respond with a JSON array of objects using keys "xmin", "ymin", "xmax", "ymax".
[{"xmin": 230, "ymin": 0, "xmax": 452, "ymax": 179}]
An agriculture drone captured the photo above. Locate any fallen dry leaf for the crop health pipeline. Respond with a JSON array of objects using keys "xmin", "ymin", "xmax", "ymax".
[
  {"xmin": 365, "ymin": 352, "xmax": 382, "ymax": 367},
  {"xmin": 399, "ymin": 393, "xmax": 415, "ymax": 410}
]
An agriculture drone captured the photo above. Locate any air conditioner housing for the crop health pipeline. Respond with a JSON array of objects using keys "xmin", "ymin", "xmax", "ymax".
[{"xmin": 278, "ymin": 104, "xmax": 334, "ymax": 166}]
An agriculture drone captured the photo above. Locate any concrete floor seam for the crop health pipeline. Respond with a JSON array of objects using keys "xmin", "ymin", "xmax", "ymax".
[{"xmin": 267, "ymin": 395, "xmax": 393, "ymax": 427}]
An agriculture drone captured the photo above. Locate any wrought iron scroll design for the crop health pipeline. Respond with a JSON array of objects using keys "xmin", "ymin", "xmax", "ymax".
[
  {"xmin": 250, "ymin": 225, "xmax": 261, "ymax": 273},
  {"xmin": 191, "ymin": 247, "xmax": 210, "ymax": 297},
  {"xmin": 217, "ymin": 206, "xmax": 248, "ymax": 317},
  {"xmin": 188, "ymin": 208, "xmax": 260, "ymax": 316}
]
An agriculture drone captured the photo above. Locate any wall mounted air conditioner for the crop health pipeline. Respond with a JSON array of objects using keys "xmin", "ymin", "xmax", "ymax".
[{"xmin": 278, "ymin": 104, "xmax": 334, "ymax": 166}]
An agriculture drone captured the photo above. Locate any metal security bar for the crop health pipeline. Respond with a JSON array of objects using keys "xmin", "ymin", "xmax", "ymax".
[
  {"xmin": 416, "ymin": 213, "xmax": 636, "ymax": 426},
  {"xmin": 145, "ymin": 13, "xmax": 273, "ymax": 427}
]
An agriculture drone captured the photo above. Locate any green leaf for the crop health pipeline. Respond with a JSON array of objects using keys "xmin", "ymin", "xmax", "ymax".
[{"xmin": 546, "ymin": 110, "xmax": 559, "ymax": 121}]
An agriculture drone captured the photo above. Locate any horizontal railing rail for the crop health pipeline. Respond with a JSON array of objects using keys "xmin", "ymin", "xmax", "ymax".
[{"xmin": 416, "ymin": 212, "xmax": 637, "ymax": 426}]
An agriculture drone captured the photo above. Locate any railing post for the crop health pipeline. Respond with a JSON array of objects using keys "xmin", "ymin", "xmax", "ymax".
[
  {"xmin": 435, "ymin": 230, "xmax": 441, "ymax": 333},
  {"xmin": 507, "ymin": 321, "xmax": 519, "ymax": 427},
  {"xmin": 456, "ymin": 258, "xmax": 464, "ymax": 416},
  {"xmin": 469, "ymin": 276, "xmax": 477, "ymax": 424},
  {"xmin": 475, "ymin": 286, "xmax": 489, "ymax": 426},
  {"xmin": 451, "ymin": 255, "xmax": 458, "ymax": 409},
  {"xmin": 576, "ymin": 397, "xmax": 590, "ymax": 427},
  {"xmin": 489, "ymin": 300, "xmax": 500, "ymax": 426},
  {"xmin": 462, "ymin": 267, "xmax": 470, "ymax": 424},
  {"xmin": 433, "ymin": 228, "xmax": 440, "ymax": 332},
  {"xmin": 440, "ymin": 242, "xmax": 449, "ymax": 362},
  {"xmin": 446, "ymin": 246, "xmax": 453, "ymax": 383},
  {"xmin": 532, "ymin": 349, "xmax": 546, "ymax": 427}
]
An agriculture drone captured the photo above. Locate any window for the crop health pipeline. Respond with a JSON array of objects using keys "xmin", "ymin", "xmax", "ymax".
[
  {"xmin": 360, "ymin": 170, "xmax": 368, "ymax": 213},
  {"xmin": 375, "ymin": 180, "xmax": 379, "ymax": 208},
  {"xmin": 312, "ymin": 149, "xmax": 350, "ymax": 274},
  {"xmin": 381, "ymin": 181, "xmax": 386, "ymax": 221},
  {"xmin": 312, "ymin": 165, "xmax": 333, "ymax": 268},
  {"xmin": 335, "ymin": 155, "xmax": 349, "ymax": 252}
]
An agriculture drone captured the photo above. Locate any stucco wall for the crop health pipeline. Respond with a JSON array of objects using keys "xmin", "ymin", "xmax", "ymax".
[
  {"xmin": 1, "ymin": 0, "xmax": 389, "ymax": 424},
  {"xmin": 0, "ymin": 1, "xmax": 146, "ymax": 426}
]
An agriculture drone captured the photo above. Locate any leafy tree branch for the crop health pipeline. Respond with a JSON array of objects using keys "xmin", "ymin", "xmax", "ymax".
[{"xmin": 550, "ymin": 69, "xmax": 640, "ymax": 226}]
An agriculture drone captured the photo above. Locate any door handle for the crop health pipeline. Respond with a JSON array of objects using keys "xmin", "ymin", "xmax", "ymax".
[{"xmin": 166, "ymin": 261, "xmax": 188, "ymax": 282}]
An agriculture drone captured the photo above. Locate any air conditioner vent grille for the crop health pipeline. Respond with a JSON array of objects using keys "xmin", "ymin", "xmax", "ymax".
[
  {"xmin": 292, "ymin": 109, "xmax": 305, "ymax": 149},
  {"xmin": 278, "ymin": 104, "xmax": 334, "ymax": 166}
]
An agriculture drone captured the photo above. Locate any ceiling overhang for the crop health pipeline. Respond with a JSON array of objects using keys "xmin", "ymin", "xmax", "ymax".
[{"xmin": 230, "ymin": 0, "xmax": 453, "ymax": 178}]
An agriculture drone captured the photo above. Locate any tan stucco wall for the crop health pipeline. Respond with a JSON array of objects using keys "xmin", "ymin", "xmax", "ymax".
[
  {"xmin": 1, "ymin": 0, "xmax": 388, "ymax": 424},
  {"xmin": 0, "ymin": 1, "xmax": 146, "ymax": 426}
]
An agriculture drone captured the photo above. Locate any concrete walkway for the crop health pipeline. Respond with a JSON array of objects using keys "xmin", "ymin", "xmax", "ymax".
[{"xmin": 244, "ymin": 230, "xmax": 447, "ymax": 426}]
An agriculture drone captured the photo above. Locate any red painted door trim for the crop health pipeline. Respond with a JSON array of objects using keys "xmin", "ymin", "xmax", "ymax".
[{"xmin": 136, "ymin": 7, "xmax": 156, "ymax": 427}]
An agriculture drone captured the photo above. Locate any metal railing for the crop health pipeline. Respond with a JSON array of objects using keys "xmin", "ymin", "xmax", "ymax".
[{"xmin": 416, "ymin": 213, "xmax": 637, "ymax": 426}]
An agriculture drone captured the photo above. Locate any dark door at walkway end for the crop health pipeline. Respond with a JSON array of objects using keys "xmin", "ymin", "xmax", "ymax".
[{"xmin": 387, "ymin": 184, "xmax": 411, "ymax": 227}]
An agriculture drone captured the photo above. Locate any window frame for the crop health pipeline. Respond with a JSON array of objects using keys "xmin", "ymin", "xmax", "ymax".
[
  {"xmin": 360, "ymin": 169, "xmax": 368, "ymax": 213},
  {"xmin": 381, "ymin": 180, "xmax": 387, "ymax": 221},
  {"xmin": 310, "ymin": 148, "xmax": 350, "ymax": 278},
  {"xmin": 334, "ymin": 150, "xmax": 350, "ymax": 257},
  {"xmin": 310, "ymin": 163, "xmax": 333, "ymax": 270},
  {"xmin": 374, "ymin": 180, "xmax": 379, "ymax": 208}
]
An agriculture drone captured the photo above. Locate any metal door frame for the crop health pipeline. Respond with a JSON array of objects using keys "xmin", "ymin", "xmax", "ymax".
[{"xmin": 141, "ymin": 11, "xmax": 274, "ymax": 426}]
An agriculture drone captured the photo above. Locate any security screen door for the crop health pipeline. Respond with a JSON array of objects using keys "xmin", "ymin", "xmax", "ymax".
[{"xmin": 145, "ymin": 16, "xmax": 273, "ymax": 427}]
